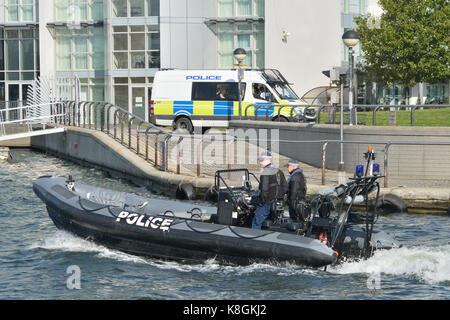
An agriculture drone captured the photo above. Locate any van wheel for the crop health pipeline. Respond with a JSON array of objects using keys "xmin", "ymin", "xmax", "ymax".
[
  {"xmin": 174, "ymin": 117, "xmax": 193, "ymax": 133},
  {"xmin": 272, "ymin": 116, "xmax": 289, "ymax": 122}
]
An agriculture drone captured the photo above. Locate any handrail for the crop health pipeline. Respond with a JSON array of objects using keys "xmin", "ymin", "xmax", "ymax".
[{"xmin": 57, "ymin": 101, "xmax": 450, "ymax": 187}]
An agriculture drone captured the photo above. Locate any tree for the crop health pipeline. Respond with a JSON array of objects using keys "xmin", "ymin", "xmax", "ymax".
[{"xmin": 355, "ymin": 0, "xmax": 450, "ymax": 103}]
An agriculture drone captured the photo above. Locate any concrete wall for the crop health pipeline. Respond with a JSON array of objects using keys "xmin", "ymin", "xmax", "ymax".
[
  {"xmin": 229, "ymin": 121, "xmax": 450, "ymax": 187},
  {"xmin": 265, "ymin": 0, "xmax": 341, "ymax": 97},
  {"xmin": 38, "ymin": 0, "xmax": 56, "ymax": 78},
  {"xmin": 160, "ymin": 0, "xmax": 217, "ymax": 69},
  {"xmin": 30, "ymin": 127, "xmax": 213, "ymax": 196}
]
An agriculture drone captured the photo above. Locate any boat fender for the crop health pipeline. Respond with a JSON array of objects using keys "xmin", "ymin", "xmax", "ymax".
[
  {"xmin": 372, "ymin": 193, "xmax": 408, "ymax": 214},
  {"xmin": 176, "ymin": 182, "xmax": 195, "ymax": 200}
]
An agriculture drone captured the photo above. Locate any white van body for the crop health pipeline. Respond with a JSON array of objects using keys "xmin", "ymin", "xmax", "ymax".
[{"xmin": 150, "ymin": 69, "xmax": 315, "ymax": 131}]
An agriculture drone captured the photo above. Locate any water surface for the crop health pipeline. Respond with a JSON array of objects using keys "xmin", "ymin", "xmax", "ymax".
[{"xmin": 0, "ymin": 149, "xmax": 449, "ymax": 299}]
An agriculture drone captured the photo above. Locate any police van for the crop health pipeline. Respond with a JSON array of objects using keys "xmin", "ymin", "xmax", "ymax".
[{"xmin": 149, "ymin": 69, "xmax": 315, "ymax": 132}]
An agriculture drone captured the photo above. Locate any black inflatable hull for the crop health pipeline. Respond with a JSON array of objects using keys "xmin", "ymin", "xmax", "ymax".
[{"xmin": 33, "ymin": 177, "xmax": 338, "ymax": 267}]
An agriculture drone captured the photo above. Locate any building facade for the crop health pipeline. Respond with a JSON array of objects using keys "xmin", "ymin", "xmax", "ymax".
[{"xmin": 0, "ymin": 0, "xmax": 448, "ymax": 120}]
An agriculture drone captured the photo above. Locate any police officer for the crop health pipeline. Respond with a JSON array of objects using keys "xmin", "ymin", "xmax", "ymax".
[
  {"xmin": 283, "ymin": 158, "xmax": 307, "ymax": 220},
  {"xmin": 252, "ymin": 152, "xmax": 287, "ymax": 229}
]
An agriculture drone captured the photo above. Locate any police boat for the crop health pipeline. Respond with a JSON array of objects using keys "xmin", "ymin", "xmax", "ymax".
[{"xmin": 32, "ymin": 150, "xmax": 400, "ymax": 268}]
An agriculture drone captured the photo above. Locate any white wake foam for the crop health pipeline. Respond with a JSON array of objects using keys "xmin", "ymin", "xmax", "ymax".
[
  {"xmin": 29, "ymin": 231, "xmax": 319, "ymax": 276},
  {"xmin": 29, "ymin": 230, "xmax": 149, "ymax": 264},
  {"xmin": 330, "ymin": 245, "xmax": 450, "ymax": 285},
  {"xmin": 33, "ymin": 231, "xmax": 450, "ymax": 285}
]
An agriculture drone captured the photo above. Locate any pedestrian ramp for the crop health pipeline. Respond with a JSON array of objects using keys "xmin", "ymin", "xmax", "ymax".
[{"xmin": 0, "ymin": 102, "xmax": 67, "ymax": 142}]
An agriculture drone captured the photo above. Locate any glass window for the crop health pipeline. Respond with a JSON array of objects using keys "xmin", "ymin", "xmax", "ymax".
[
  {"xmin": 20, "ymin": 39, "xmax": 34, "ymax": 70},
  {"xmin": 130, "ymin": 33, "xmax": 145, "ymax": 51},
  {"xmin": 91, "ymin": 85, "xmax": 104, "ymax": 101},
  {"xmin": 254, "ymin": 0, "xmax": 264, "ymax": 16},
  {"xmin": 56, "ymin": 37, "xmax": 71, "ymax": 70},
  {"xmin": 91, "ymin": 0, "xmax": 104, "ymax": 20},
  {"xmin": 237, "ymin": 34, "xmax": 250, "ymax": 48},
  {"xmin": 130, "ymin": 0, "xmax": 145, "ymax": 17},
  {"xmin": 148, "ymin": 0, "xmax": 159, "ymax": 16},
  {"xmin": 148, "ymin": 25, "xmax": 159, "ymax": 32},
  {"xmin": 217, "ymin": 23, "xmax": 264, "ymax": 68},
  {"xmin": 56, "ymin": 27, "xmax": 104, "ymax": 71},
  {"xmin": 192, "ymin": 82, "xmax": 245, "ymax": 101},
  {"xmin": 252, "ymin": 83, "xmax": 272, "ymax": 101},
  {"xmin": 6, "ymin": 40, "xmax": 19, "ymax": 70},
  {"xmin": 91, "ymin": 33, "xmax": 104, "ymax": 53},
  {"xmin": 218, "ymin": 33, "xmax": 234, "ymax": 68},
  {"xmin": 131, "ymin": 77, "xmax": 145, "ymax": 83},
  {"xmin": 7, "ymin": 0, "xmax": 19, "ymax": 22},
  {"xmin": 74, "ymin": 37, "xmax": 88, "ymax": 53},
  {"xmin": 131, "ymin": 52, "xmax": 145, "ymax": 68},
  {"xmin": 218, "ymin": 0, "xmax": 234, "ymax": 16},
  {"xmin": 359, "ymin": 0, "xmax": 365, "ymax": 15},
  {"xmin": 343, "ymin": 0, "xmax": 349, "ymax": 13},
  {"xmin": 114, "ymin": 77, "xmax": 128, "ymax": 84},
  {"xmin": 74, "ymin": 54, "xmax": 88, "ymax": 69},
  {"xmin": 269, "ymin": 83, "xmax": 298, "ymax": 100},
  {"xmin": 92, "ymin": 53, "xmax": 104, "ymax": 69},
  {"xmin": 112, "ymin": 0, "xmax": 127, "ymax": 17},
  {"xmin": 147, "ymin": 51, "xmax": 159, "ymax": 68},
  {"xmin": 130, "ymin": 25, "xmax": 145, "ymax": 32},
  {"xmin": 0, "ymin": 83, "xmax": 5, "ymax": 102},
  {"xmin": 22, "ymin": 71, "xmax": 34, "ymax": 80},
  {"xmin": 21, "ymin": 2, "xmax": 34, "ymax": 21},
  {"xmin": 236, "ymin": 0, "xmax": 252, "ymax": 16},
  {"xmin": 21, "ymin": 29, "xmax": 33, "ymax": 38},
  {"xmin": 56, "ymin": 0, "xmax": 103, "ymax": 21},
  {"xmin": 148, "ymin": 33, "xmax": 160, "ymax": 50},
  {"xmin": 114, "ymin": 33, "xmax": 128, "ymax": 51},
  {"xmin": 56, "ymin": 0, "xmax": 70, "ymax": 20},
  {"xmin": 112, "ymin": 23, "xmax": 160, "ymax": 69},
  {"xmin": 0, "ymin": 41, "xmax": 5, "ymax": 71},
  {"xmin": 426, "ymin": 83, "xmax": 449, "ymax": 104},
  {"xmin": 113, "ymin": 26, "xmax": 127, "ymax": 33},
  {"xmin": 7, "ymin": 72, "xmax": 20, "ymax": 80},
  {"xmin": 114, "ymin": 85, "xmax": 128, "ymax": 108},
  {"xmin": 254, "ymin": 31, "xmax": 264, "ymax": 68},
  {"xmin": 114, "ymin": 52, "xmax": 128, "ymax": 69}
]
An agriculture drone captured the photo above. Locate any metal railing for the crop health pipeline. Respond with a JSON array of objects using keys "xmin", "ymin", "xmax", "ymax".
[
  {"xmin": 238, "ymin": 103, "xmax": 450, "ymax": 126},
  {"xmin": 58, "ymin": 101, "xmax": 450, "ymax": 189},
  {"xmin": 0, "ymin": 102, "xmax": 68, "ymax": 138},
  {"xmin": 317, "ymin": 104, "xmax": 450, "ymax": 126}
]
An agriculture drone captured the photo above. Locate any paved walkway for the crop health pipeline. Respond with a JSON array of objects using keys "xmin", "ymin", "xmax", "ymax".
[{"xmin": 123, "ymin": 128, "xmax": 353, "ymax": 186}]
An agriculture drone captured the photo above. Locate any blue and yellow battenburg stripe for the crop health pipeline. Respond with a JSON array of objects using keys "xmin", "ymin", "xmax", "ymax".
[{"xmin": 153, "ymin": 101, "xmax": 292, "ymax": 118}]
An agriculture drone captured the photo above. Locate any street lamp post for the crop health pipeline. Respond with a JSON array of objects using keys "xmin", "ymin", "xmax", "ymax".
[
  {"xmin": 342, "ymin": 30, "xmax": 359, "ymax": 126},
  {"xmin": 338, "ymin": 74, "xmax": 345, "ymax": 184},
  {"xmin": 233, "ymin": 48, "xmax": 247, "ymax": 120}
]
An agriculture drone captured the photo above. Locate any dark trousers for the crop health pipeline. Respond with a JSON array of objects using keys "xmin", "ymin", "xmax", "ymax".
[
  {"xmin": 252, "ymin": 203, "xmax": 272, "ymax": 229},
  {"xmin": 289, "ymin": 205, "xmax": 296, "ymax": 220}
]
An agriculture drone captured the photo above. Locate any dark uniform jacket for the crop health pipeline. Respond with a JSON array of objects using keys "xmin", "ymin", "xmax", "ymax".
[
  {"xmin": 259, "ymin": 164, "xmax": 288, "ymax": 205},
  {"xmin": 287, "ymin": 169, "xmax": 307, "ymax": 209}
]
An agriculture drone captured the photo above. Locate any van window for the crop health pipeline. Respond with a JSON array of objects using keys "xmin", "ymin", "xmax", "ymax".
[
  {"xmin": 253, "ymin": 83, "xmax": 277, "ymax": 102},
  {"xmin": 192, "ymin": 82, "xmax": 246, "ymax": 101},
  {"xmin": 269, "ymin": 83, "xmax": 298, "ymax": 100}
]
